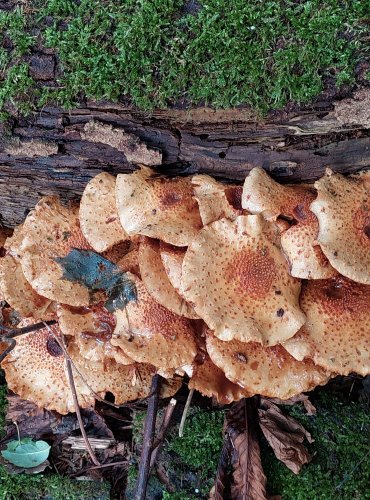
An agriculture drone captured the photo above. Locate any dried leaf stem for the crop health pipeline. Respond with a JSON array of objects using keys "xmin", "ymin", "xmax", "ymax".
[
  {"xmin": 135, "ymin": 374, "xmax": 162, "ymax": 500},
  {"xmin": 65, "ymin": 358, "xmax": 100, "ymax": 467}
]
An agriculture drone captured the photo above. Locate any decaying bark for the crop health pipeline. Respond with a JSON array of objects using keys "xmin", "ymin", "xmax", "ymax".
[{"xmin": 1, "ymin": 95, "xmax": 370, "ymax": 227}]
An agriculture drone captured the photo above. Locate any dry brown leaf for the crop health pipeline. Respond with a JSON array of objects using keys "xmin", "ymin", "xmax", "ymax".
[
  {"xmin": 227, "ymin": 399, "xmax": 267, "ymax": 500},
  {"xmin": 258, "ymin": 399, "xmax": 313, "ymax": 474},
  {"xmin": 265, "ymin": 395, "xmax": 317, "ymax": 416}
]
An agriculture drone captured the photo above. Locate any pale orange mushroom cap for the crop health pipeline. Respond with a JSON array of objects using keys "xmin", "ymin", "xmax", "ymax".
[
  {"xmin": 159, "ymin": 242, "xmax": 187, "ymax": 298},
  {"xmin": 283, "ymin": 276, "xmax": 370, "ymax": 376},
  {"xmin": 189, "ymin": 354, "xmax": 253, "ymax": 404},
  {"xmin": 80, "ymin": 172, "xmax": 129, "ymax": 253},
  {"xmin": 116, "ymin": 246, "xmax": 141, "ymax": 277},
  {"xmin": 67, "ymin": 341, "xmax": 182, "ymax": 404},
  {"xmin": 111, "ymin": 273, "xmax": 197, "ymax": 372},
  {"xmin": 1, "ymin": 320, "xmax": 94, "ymax": 414},
  {"xmin": 139, "ymin": 238, "xmax": 198, "ymax": 319},
  {"xmin": 310, "ymin": 169, "xmax": 370, "ymax": 284},
  {"xmin": 0, "ymin": 254, "xmax": 55, "ymax": 320},
  {"xmin": 206, "ymin": 331, "xmax": 331, "ymax": 400},
  {"xmin": 242, "ymin": 167, "xmax": 335, "ymax": 279},
  {"xmin": 115, "ymin": 167, "xmax": 202, "ymax": 246},
  {"xmin": 192, "ymin": 174, "xmax": 245, "ymax": 225},
  {"xmin": 19, "ymin": 196, "xmax": 92, "ymax": 306},
  {"xmin": 57, "ymin": 303, "xmax": 133, "ymax": 365},
  {"xmin": 182, "ymin": 215, "xmax": 305, "ymax": 346}
]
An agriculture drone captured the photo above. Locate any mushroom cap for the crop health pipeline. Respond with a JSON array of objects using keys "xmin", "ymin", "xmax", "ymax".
[
  {"xmin": 1, "ymin": 320, "xmax": 94, "ymax": 414},
  {"xmin": 242, "ymin": 167, "xmax": 335, "ymax": 279},
  {"xmin": 206, "ymin": 331, "xmax": 331, "ymax": 400},
  {"xmin": 283, "ymin": 276, "xmax": 370, "ymax": 376},
  {"xmin": 116, "ymin": 167, "xmax": 202, "ymax": 246},
  {"xmin": 19, "ymin": 197, "xmax": 92, "ymax": 306},
  {"xmin": 117, "ymin": 246, "xmax": 141, "ymax": 277},
  {"xmin": 182, "ymin": 215, "xmax": 305, "ymax": 345},
  {"xmin": 68, "ymin": 340, "xmax": 182, "ymax": 403},
  {"xmin": 310, "ymin": 169, "xmax": 370, "ymax": 284},
  {"xmin": 192, "ymin": 174, "xmax": 244, "ymax": 225},
  {"xmin": 189, "ymin": 354, "xmax": 252, "ymax": 404},
  {"xmin": 0, "ymin": 254, "xmax": 55, "ymax": 320},
  {"xmin": 110, "ymin": 273, "xmax": 197, "ymax": 371},
  {"xmin": 57, "ymin": 303, "xmax": 133, "ymax": 365},
  {"xmin": 139, "ymin": 238, "xmax": 198, "ymax": 319},
  {"xmin": 159, "ymin": 242, "xmax": 187, "ymax": 297},
  {"xmin": 80, "ymin": 172, "xmax": 129, "ymax": 253},
  {"xmin": 4, "ymin": 224, "xmax": 26, "ymax": 261}
]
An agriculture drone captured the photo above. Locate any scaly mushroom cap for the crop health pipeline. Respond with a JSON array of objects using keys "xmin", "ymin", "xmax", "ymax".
[
  {"xmin": 242, "ymin": 167, "xmax": 335, "ymax": 279},
  {"xmin": 310, "ymin": 169, "xmax": 370, "ymax": 284},
  {"xmin": 189, "ymin": 354, "xmax": 252, "ymax": 404},
  {"xmin": 80, "ymin": 172, "xmax": 129, "ymax": 253},
  {"xmin": 283, "ymin": 276, "xmax": 370, "ymax": 376},
  {"xmin": 0, "ymin": 254, "xmax": 55, "ymax": 320},
  {"xmin": 206, "ymin": 331, "xmax": 331, "ymax": 400},
  {"xmin": 19, "ymin": 197, "xmax": 92, "ymax": 306},
  {"xmin": 192, "ymin": 174, "xmax": 244, "ymax": 225},
  {"xmin": 4, "ymin": 224, "xmax": 26, "ymax": 261},
  {"xmin": 111, "ymin": 273, "xmax": 197, "ymax": 371},
  {"xmin": 68, "ymin": 341, "xmax": 182, "ymax": 403},
  {"xmin": 182, "ymin": 215, "xmax": 305, "ymax": 345},
  {"xmin": 1, "ymin": 320, "xmax": 94, "ymax": 414},
  {"xmin": 139, "ymin": 238, "xmax": 198, "ymax": 319},
  {"xmin": 159, "ymin": 242, "xmax": 187, "ymax": 297},
  {"xmin": 57, "ymin": 303, "xmax": 133, "ymax": 365},
  {"xmin": 116, "ymin": 167, "xmax": 202, "ymax": 246},
  {"xmin": 117, "ymin": 246, "xmax": 141, "ymax": 277}
]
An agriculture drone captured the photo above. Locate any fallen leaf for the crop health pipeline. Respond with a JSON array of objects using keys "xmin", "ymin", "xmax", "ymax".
[
  {"xmin": 258, "ymin": 399, "xmax": 313, "ymax": 474},
  {"xmin": 265, "ymin": 394, "xmax": 316, "ymax": 415},
  {"xmin": 227, "ymin": 399, "xmax": 267, "ymax": 500},
  {"xmin": 55, "ymin": 249, "xmax": 137, "ymax": 311},
  {"xmin": 1, "ymin": 438, "xmax": 50, "ymax": 468}
]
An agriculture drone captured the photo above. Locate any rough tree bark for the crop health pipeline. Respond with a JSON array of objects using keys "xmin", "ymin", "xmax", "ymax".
[{"xmin": 1, "ymin": 94, "xmax": 369, "ymax": 227}]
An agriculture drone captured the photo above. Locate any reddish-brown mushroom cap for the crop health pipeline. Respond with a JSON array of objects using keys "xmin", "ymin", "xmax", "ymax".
[
  {"xmin": 192, "ymin": 174, "xmax": 244, "ymax": 225},
  {"xmin": 242, "ymin": 167, "xmax": 335, "ymax": 279},
  {"xmin": 19, "ymin": 197, "xmax": 92, "ymax": 306},
  {"xmin": 283, "ymin": 276, "xmax": 370, "ymax": 376},
  {"xmin": 0, "ymin": 254, "xmax": 55, "ymax": 320},
  {"xmin": 115, "ymin": 167, "xmax": 202, "ymax": 246},
  {"xmin": 1, "ymin": 320, "xmax": 94, "ymax": 414},
  {"xmin": 139, "ymin": 238, "xmax": 198, "ymax": 319},
  {"xmin": 57, "ymin": 303, "xmax": 133, "ymax": 365},
  {"xmin": 189, "ymin": 354, "xmax": 253, "ymax": 404},
  {"xmin": 110, "ymin": 273, "xmax": 197, "ymax": 371},
  {"xmin": 116, "ymin": 246, "xmax": 141, "ymax": 277},
  {"xmin": 80, "ymin": 172, "xmax": 129, "ymax": 253},
  {"xmin": 206, "ymin": 331, "xmax": 331, "ymax": 400},
  {"xmin": 182, "ymin": 215, "xmax": 305, "ymax": 345},
  {"xmin": 67, "ymin": 341, "xmax": 182, "ymax": 404},
  {"xmin": 310, "ymin": 169, "xmax": 370, "ymax": 284}
]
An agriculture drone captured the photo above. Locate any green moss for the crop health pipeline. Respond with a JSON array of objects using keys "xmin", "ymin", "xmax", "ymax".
[
  {"xmin": 261, "ymin": 391, "xmax": 370, "ymax": 500},
  {"xmin": 1, "ymin": 1, "xmax": 370, "ymax": 116}
]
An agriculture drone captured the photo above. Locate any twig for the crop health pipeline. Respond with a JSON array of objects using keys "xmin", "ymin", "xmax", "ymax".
[
  {"xmin": 179, "ymin": 388, "xmax": 194, "ymax": 438},
  {"xmin": 65, "ymin": 358, "xmax": 100, "ymax": 466},
  {"xmin": 70, "ymin": 460, "xmax": 128, "ymax": 477},
  {"xmin": 150, "ymin": 398, "xmax": 177, "ymax": 468},
  {"xmin": 135, "ymin": 374, "xmax": 162, "ymax": 500}
]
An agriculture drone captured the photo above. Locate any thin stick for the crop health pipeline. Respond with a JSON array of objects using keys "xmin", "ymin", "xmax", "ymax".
[
  {"xmin": 179, "ymin": 388, "xmax": 194, "ymax": 438},
  {"xmin": 150, "ymin": 398, "xmax": 177, "ymax": 468},
  {"xmin": 135, "ymin": 374, "xmax": 162, "ymax": 500},
  {"xmin": 65, "ymin": 358, "xmax": 100, "ymax": 466},
  {"xmin": 70, "ymin": 460, "xmax": 128, "ymax": 477}
]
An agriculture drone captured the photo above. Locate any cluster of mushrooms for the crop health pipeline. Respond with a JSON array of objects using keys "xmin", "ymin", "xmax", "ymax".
[{"xmin": 0, "ymin": 165, "xmax": 369, "ymax": 415}]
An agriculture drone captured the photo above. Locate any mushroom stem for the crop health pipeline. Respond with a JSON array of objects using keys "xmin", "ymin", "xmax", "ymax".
[
  {"xmin": 179, "ymin": 388, "xmax": 195, "ymax": 438},
  {"xmin": 135, "ymin": 373, "xmax": 162, "ymax": 500},
  {"xmin": 65, "ymin": 358, "xmax": 101, "ymax": 467}
]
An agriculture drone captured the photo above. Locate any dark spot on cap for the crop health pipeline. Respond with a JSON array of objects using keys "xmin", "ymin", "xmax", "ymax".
[
  {"xmin": 0, "ymin": 247, "xmax": 5, "ymax": 258},
  {"xmin": 152, "ymin": 209, "xmax": 157, "ymax": 215},
  {"xmin": 46, "ymin": 337, "xmax": 63, "ymax": 357},
  {"xmin": 275, "ymin": 290, "xmax": 282, "ymax": 295},
  {"xmin": 235, "ymin": 352, "xmax": 248, "ymax": 363},
  {"xmin": 276, "ymin": 308, "xmax": 285, "ymax": 317},
  {"xmin": 333, "ymin": 251, "xmax": 338, "ymax": 257},
  {"xmin": 364, "ymin": 225, "xmax": 370, "ymax": 239}
]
